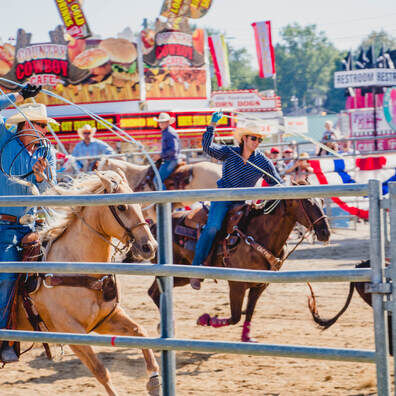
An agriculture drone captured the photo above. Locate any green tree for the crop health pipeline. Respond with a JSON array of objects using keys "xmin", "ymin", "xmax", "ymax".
[
  {"xmin": 254, "ymin": 24, "xmax": 341, "ymax": 113},
  {"xmin": 358, "ymin": 30, "xmax": 396, "ymax": 53}
]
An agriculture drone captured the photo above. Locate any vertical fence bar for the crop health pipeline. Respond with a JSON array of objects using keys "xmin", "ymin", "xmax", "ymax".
[
  {"xmin": 389, "ymin": 183, "xmax": 396, "ymax": 386},
  {"xmin": 368, "ymin": 179, "xmax": 390, "ymax": 395},
  {"xmin": 157, "ymin": 203, "xmax": 176, "ymax": 396}
]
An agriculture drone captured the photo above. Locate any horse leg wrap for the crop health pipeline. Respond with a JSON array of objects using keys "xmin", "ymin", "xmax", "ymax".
[
  {"xmin": 196, "ymin": 313, "xmax": 211, "ymax": 326},
  {"xmin": 241, "ymin": 321, "xmax": 252, "ymax": 342},
  {"xmin": 209, "ymin": 316, "xmax": 230, "ymax": 328}
]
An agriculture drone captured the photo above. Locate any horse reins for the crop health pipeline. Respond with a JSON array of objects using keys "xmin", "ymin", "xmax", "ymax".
[{"xmin": 226, "ymin": 200, "xmax": 328, "ymax": 270}]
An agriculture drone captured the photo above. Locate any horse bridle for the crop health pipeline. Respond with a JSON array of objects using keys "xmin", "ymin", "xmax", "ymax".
[
  {"xmin": 108, "ymin": 204, "xmax": 148, "ymax": 241},
  {"xmin": 299, "ymin": 198, "xmax": 328, "ymax": 231}
]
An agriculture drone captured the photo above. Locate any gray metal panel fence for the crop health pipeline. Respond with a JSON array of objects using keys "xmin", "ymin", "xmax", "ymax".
[{"xmin": 0, "ymin": 182, "xmax": 392, "ymax": 396}]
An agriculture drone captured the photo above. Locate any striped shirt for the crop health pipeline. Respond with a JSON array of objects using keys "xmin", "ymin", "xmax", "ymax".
[{"xmin": 202, "ymin": 126, "xmax": 281, "ymax": 188}]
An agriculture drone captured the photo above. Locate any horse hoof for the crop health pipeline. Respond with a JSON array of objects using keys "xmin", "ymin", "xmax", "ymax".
[
  {"xmin": 241, "ymin": 336, "xmax": 258, "ymax": 343},
  {"xmin": 146, "ymin": 375, "xmax": 161, "ymax": 396},
  {"xmin": 197, "ymin": 313, "xmax": 211, "ymax": 326}
]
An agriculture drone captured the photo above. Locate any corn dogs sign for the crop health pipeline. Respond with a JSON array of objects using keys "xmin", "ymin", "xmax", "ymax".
[{"xmin": 54, "ymin": 0, "xmax": 92, "ymax": 39}]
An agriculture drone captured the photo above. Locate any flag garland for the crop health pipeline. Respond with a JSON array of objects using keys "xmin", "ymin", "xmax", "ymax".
[{"xmin": 307, "ymin": 155, "xmax": 396, "ymax": 219}]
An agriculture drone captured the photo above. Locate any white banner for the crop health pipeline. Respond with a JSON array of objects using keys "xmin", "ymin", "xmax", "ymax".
[{"xmin": 334, "ymin": 69, "xmax": 396, "ymax": 88}]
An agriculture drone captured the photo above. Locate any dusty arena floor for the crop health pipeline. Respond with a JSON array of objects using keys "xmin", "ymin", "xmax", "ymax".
[{"xmin": 0, "ymin": 223, "xmax": 393, "ymax": 395}]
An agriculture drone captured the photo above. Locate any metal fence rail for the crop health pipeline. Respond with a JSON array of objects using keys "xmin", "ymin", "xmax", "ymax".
[
  {"xmin": 0, "ymin": 330, "xmax": 375, "ymax": 363},
  {"xmin": 0, "ymin": 181, "xmax": 392, "ymax": 396}
]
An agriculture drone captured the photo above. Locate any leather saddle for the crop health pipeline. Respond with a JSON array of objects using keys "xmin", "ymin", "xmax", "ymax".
[
  {"xmin": 174, "ymin": 203, "xmax": 250, "ymax": 266},
  {"xmin": 136, "ymin": 159, "xmax": 193, "ymax": 191}
]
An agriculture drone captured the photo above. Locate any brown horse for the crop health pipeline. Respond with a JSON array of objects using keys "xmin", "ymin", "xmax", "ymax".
[
  {"xmin": 98, "ymin": 158, "xmax": 222, "ymax": 221},
  {"xmin": 13, "ymin": 170, "xmax": 160, "ymax": 396},
  {"xmin": 147, "ymin": 197, "xmax": 331, "ymax": 342}
]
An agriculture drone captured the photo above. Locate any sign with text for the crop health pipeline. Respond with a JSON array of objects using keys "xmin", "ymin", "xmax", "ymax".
[
  {"xmin": 160, "ymin": 0, "xmax": 213, "ymax": 19},
  {"xmin": 54, "ymin": 0, "xmax": 92, "ymax": 39},
  {"xmin": 284, "ymin": 116, "xmax": 308, "ymax": 134},
  {"xmin": 0, "ymin": 27, "xmax": 140, "ymax": 104},
  {"xmin": 334, "ymin": 69, "xmax": 396, "ymax": 88},
  {"xmin": 211, "ymin": 90, "xmax": 280, "ymax": 112}
]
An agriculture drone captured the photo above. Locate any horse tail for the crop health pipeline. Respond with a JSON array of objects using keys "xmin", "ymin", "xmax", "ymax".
[{"xmin": 307, "ymin": 281, "xmax": 355, "ymax": 330}]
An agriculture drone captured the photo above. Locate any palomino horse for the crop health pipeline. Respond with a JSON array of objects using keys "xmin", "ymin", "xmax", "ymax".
[
  {"xmin": 98, "ymin": 158, "xmax": 222, "ymax": 220},
  {"xmin": 147, "ymin": 197, "xmax": 331, "ymax": 342},
  {"xmin": 14, "ymin": 170, "xmax": 160, "ymax": 396}
]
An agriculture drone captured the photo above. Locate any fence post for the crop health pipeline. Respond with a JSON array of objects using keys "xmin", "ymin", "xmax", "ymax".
[
  {"xmin": 389, "ymin": 182, "xmax": 396, "ymax": 386},
  {"xmin": 368, "ymin": 179, "xmax": 390, "ymax": 395},
  {"xmin": 157, "ymin": 202, "xmax": 176, "ymax": 396}
]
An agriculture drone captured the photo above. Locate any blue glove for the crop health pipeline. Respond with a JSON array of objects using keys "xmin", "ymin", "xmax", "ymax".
[{"xmin": 211, "ymin": 111, "xmax": 223, "ymax": 124}]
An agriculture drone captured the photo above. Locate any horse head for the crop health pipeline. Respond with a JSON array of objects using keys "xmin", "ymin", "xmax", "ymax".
[
  {"xmin": 291, "ymin": 196, "xmax": 330, "ymax": 242},
  {"xmin": 96, "ymin": 170, "xmax": 158, "ymax": 261}
]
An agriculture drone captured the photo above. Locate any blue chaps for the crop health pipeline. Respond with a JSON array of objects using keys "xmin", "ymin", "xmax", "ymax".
[
  {"xmin": 0, "ymin": 223, "xmax": 33, "ymax": 328},
  {"xmin": 192, "ymin": 201, "xmax": 237, "ymax": 267}
]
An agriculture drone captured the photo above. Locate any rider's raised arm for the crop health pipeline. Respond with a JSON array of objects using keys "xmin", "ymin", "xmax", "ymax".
[
  {"xmin": 202, "ymin": 111, "xmax": 232, "ymax": 161},
  {"xmin": 0, "ymin": 93, "xmax": 22, "ymax": 112}
]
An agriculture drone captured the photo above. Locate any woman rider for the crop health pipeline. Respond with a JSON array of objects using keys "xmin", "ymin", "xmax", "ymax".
[{"xmin": 190, "ymin": 112, "xmax": 282, "ymax": 290}]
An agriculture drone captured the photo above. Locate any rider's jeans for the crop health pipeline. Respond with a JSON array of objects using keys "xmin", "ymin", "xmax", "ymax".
[
  {"xmin": 0, "ymin": 223, "xmax": 32, "ymax": 328},
  {"xmin": 156, "ymin": 159, "xmax": 178, "ymax": 190},
  {"xmin": 192, "ymin": 201, "xmax": 236, "ymax": 267}
]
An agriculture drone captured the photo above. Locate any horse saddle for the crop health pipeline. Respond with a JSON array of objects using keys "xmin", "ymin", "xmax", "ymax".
[
  {"xmin": 136, "ymin": 159, "xmax": 193, "ymax": 191},
  {"xmin": 174, "ymin": 204, "xmax": 250, "ymax": 265}
]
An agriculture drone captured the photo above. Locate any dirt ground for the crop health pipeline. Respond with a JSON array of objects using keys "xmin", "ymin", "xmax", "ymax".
[{"xmin": 0, "ymin": 223, "xmax": 393, "ymax": 395}]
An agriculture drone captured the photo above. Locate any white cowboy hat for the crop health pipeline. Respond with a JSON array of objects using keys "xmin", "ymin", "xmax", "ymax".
[
  {"xmin": 233, "ymin": 123, "xmax": 266, "ymax": 144},
  {"xmin": 77, "ymin": 124, "xmax": 97, "ymax": 139},
  {"xmin": 154, "ymin": 112, "xmax": 175, "ymax": 124},
  {"xmin": 6, "ymin": 103, "xmax": 59, "ymax": 126}
]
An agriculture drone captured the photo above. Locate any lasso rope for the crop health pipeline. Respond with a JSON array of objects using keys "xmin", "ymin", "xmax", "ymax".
[
  {"xmin": 0, "ymin": 78, "xmax": 163, "ymax": 192},
  {"xmin": 223, "ymin": 112, "xmax": 344, "ymax": 160}
]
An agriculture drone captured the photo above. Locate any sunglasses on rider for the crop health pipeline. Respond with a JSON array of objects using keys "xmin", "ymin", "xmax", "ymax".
[
  {"xmin": 33, "ymin": 122, "xmax": 47, "ymax": 129},
  {"xmin": 248, "ymin": 135, "xmax": 263, "ymax": 143}
]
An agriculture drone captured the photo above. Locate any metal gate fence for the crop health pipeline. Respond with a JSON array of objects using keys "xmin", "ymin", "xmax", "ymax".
[{"xmin": 0, "ymin": 180, "xmax": 393, "ymax": 395}]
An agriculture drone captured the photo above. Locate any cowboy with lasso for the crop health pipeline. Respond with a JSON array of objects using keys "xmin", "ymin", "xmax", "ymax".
[{"xmin": 0, "ymin": 84, "xmax": 57, "ymax": 362}]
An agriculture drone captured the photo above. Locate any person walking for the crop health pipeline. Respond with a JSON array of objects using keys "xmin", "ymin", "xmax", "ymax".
[
  {"xmin": 0, "ymin": 85, "xmax": 57, "ymax": 362},
  {"xmin": 189, "ymin": 112, "xmax": 282, "ymax": 290},
  {"xmin": 154, "ymin": 112, "xmax": 183, "ymax": 189}
]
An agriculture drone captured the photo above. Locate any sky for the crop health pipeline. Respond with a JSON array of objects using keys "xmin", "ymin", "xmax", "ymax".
[{"xmin": 1, "ymin": 0, "xmax": 396, "ymax": 65}]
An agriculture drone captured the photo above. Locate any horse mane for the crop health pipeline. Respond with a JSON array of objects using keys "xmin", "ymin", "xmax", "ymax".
[
  {"xmin": 40, "ymin": 171, "xmax": 120, "ymax": 242},
  {"xmin": 247, "ymin": 200, "xmax": 281, "ymax": 218}
]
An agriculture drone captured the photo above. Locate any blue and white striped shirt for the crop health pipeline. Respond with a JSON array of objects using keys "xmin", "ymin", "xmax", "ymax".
[
  {"xmin": 202, "ymin": 126, "xmax": 281, "ymax": 188},
  {"xmin": 0, "ymin": 94, "xmax": 57, "ymax": 218}
]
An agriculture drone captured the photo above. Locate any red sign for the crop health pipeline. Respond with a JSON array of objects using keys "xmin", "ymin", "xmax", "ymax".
[{"xmin": 54, "ymin": 0, "xmax": 92, "ymax": 39}]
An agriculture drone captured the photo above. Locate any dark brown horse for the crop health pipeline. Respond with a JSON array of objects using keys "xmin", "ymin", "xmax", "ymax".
[
  {"xmin": 147, "ymin": 197, "xmax": 331, "ymax": 342},
  {"xmin": 308, "ymin": 259, "xmax": 393, "ymax": 355}
]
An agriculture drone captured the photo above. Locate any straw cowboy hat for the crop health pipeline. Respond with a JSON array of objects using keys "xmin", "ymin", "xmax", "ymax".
[
  {"xmin": 233, "ymin": 123, "xmax": 266, "ymax": 144},
  {"xmin": 154, "ymin": 112, "xmax": 175, "ymax": 124},
  {"xmin": 77, "ymin": 124, "xmax": 96, "ymax": 139},
  {"xmin": 6, "ymin": 103, "xmax": 59, "ymax": 126},
  {"xmin": 299, "ymin": 152, "xmax": 310, "ymax": 159}
]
